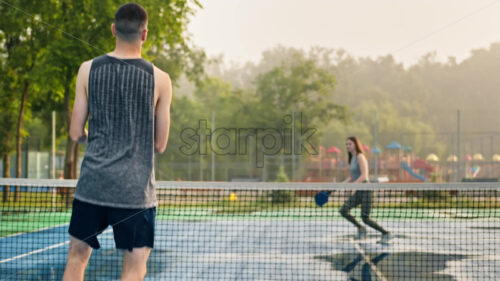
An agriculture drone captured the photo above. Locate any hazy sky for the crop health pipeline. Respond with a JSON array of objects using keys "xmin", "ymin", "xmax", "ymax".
[{"xmin": 188, "ymin": 0, "xmax": 500, "ymax": 66}]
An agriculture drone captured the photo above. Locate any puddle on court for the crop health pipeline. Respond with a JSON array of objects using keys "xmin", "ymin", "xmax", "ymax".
[
  {"xmin": 315, "ymin": 251, "xmax": 468, "ymax": 281},
  {"xmin": 1, "ymin": 247, "xmax": 479, "ymax": 280}
]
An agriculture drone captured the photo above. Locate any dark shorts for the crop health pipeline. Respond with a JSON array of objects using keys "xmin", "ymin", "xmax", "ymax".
[{"xmin": 68, "ymin": 199, "xmax": 156, "ymax": 251}]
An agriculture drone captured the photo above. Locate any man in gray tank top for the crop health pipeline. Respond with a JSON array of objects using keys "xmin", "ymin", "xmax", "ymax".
[{"xmin": 63, "ymin": 3, "xmax": 172, "ymax": 281}]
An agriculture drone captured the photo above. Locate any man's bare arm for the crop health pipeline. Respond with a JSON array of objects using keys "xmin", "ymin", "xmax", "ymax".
[
  {"xmin": 69, "ymin": 61, "xmax": 91, "ymax": 143},
  {"xmin": 154, "ymin": 68, "xmax": 172, "ymax": 154}
]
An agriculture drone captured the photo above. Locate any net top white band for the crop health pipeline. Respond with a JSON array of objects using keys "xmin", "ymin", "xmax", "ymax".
[{"xmin": 0, "ymin": 178, "xmax": 499, "ymax": 191}]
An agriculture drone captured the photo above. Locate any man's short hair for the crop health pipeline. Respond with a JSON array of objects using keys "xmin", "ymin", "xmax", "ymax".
[{"xmin": 114, "ymin": 3, "xmax": 148, "ymax": 42}]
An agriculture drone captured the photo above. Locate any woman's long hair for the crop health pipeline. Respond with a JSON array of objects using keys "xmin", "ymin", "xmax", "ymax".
[{"xmin": 347, "ymin": 136, "xmax": 364, "ymax": 164}]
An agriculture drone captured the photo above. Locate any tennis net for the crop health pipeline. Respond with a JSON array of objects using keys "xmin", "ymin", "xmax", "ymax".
[{"xmin": 1, "ymin": 178, "xmax": 499, "ymax": 280}]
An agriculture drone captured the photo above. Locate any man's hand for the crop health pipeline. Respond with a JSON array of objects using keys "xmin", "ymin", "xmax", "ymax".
[{"xmin": 78, "ymin": 128, "xmax": 88, "ymax": 144}]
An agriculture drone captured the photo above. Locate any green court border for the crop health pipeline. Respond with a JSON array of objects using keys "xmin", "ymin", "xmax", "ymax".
[{"xmin": 2, "ymin": 207, "xmax": 499, "ymax": 237}]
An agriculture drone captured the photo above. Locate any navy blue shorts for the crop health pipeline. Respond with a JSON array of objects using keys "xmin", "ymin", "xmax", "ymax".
[{"xmin": 68, "ymin": 199, "xmax": 156, "ymax": 251}]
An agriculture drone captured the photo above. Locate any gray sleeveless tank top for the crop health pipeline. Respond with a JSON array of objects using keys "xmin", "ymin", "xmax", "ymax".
[
  {"xmin": 74, "ymin": 55, "xmax": 157, "ymax": 208},
  {"xmin": 349, "ymin": 155, "xmax": 362, "ymax": 181}
]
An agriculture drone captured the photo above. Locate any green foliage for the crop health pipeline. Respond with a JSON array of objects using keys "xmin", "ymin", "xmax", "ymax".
[
  {"xmin": 254, "ymin": 51, "xmax": 347, "ymax": 126},
  {"xmin": 0, "ymin": 0, "xmax": 205, "ymax": 158},
  {"xmin": 270, "ymin": 166, "xmax": 293, "ymax": 204},
  {"xmin": 204, "ymin": 45, "xmax": 500, "ymax": 162},
  {"xmin": 0, "ymin": 88, "xmax": 17, "ymax": 155},
  {"xmin": 6, "ymin": 1, "xmax": 500, "ymax": 181},
  {"xmin": 0, "ymin": 0, "xmax": 45, "ymax": 158},
  {"xmin": 274, "ymin": 166, "xmax": 290, "ymax": 182},
  {"xmin": 420, "ymin": 190, "xmax": 450, "ymax": 202},
  {"xmin": 157, "ymin": 50, "xmax": 350, "ymax": 180}
]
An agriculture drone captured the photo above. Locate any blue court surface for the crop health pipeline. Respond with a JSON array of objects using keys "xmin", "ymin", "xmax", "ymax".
[{"xmin": 1, "ymin": 219, "xmax": 499, "ymax": 280}]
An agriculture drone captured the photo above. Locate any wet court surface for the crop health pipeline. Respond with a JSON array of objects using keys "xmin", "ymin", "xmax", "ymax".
[{"xmin": 1, "ymin": 219, "xmax": 499, "ymax": 280}]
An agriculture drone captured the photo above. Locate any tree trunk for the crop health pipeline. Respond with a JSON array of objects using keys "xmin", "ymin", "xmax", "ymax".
[
  {"xmin": 63, "ymin": 70, "xmax": 77, "ymax": 180},
  {"xmin": 2, "ymin": 154, "xmax": 10, "ymax": 202},
  {"xmin": 62, "ymin": 136, "xmax": 78, "ymax": 207},
  {"xmin": 64, "ymin": 137, "xmax": 77, "ymax": 179},
  {"xmin": 15, "ymin": 81, "xmax": 29, "ymax": 202},
  {"xmin": 73, "ymin": 142, "xmax": 79, "ymax": 177},
  {"xmin": 63, "ymin": 76, "xmax": 77, "ymax": 207}
]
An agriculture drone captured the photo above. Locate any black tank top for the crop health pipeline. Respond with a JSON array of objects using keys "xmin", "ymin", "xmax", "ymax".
[{"xmin": 75, "ymin": 55, "xmax": 157, "ymax": 208}]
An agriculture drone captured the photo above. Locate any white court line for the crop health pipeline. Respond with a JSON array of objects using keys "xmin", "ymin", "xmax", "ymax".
[
  {"xmin": 0, "ymin": 229, "xmax": 113, "ymax": 264},
  {"xmin": 350, "ymin": 238, "xmax": 387, "ymax": 281},
  {"xmin": 0, "ymin": 241, "xmax": 70, "ymax": 264},
  {"xmin": 0, "ymin": 223, "xmax": 69, "ymax": 240}
]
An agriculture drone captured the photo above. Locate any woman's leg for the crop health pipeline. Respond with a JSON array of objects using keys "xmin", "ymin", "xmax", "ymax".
[
  {"xmin": 359, "ymin": 191, "xmax": 389, "ymax": 234},
  {"xmin": 340, "ymin": 191, "xmax": 363, "ymax": 229}
]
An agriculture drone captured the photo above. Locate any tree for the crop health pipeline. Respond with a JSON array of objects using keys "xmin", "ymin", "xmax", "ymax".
[
  {"xmin": 1, "ymin": 0, "xmax": 205, "ymax": 180},
  {"xmin": 254, "ymin": 56, "xmax": 347, "ymax": 142},
  {"xmin": 0, "ymin": 53, "xmax": 16, "ymax": 201},
  {"xmin": 155, "ymin": 77, "xmax": 236, "ymax": 180},
  {"xmin": 271, "ymin": 166, "xmax": 293, "ymax": 203},
  {"xmin": 0, "ymin": 1, "xmax": 49, "ymax": 200}
]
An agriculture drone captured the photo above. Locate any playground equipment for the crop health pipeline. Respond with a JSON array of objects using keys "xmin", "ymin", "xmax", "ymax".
[{"xmin": 401, "ymin": 162, "xmax": 427, "ymax": 182}]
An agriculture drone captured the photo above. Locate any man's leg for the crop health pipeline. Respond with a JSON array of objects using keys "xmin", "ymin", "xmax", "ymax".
[
  {"xmin": 111, "ymin": 207, "xmax": 156, "ymax": 281},
  {"xmin": 65, "ymin": 198, "xmax": 106, "ymax": 281},
  {"xmin": 62, "ymin": 236, "xmax": 93, "ymax": 281},
  {"xmin": 121, "ymin": 247, "xmax": 152, "ymax": 281}
]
